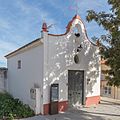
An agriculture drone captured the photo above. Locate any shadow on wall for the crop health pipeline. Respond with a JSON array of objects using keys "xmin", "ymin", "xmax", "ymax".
[
  {"xmin": 43, "ymin": 24, "xmax": 100, "ymax": 103},
  {"xmin": 43, "ymin": 35, "xmax": 72, "ymax": 102},
  {"xmin": 86, "ymin": 47, "xmax": 100, "ymax": 95}
]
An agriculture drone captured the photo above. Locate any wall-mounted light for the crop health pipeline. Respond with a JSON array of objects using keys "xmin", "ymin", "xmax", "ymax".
[
  {"xmin": 87, "ymin": 79, "xmax": 90, "ymax": 84},
  {"xmin": 74, "ymin": 44, "xmax": 83, "ymax": 64}
]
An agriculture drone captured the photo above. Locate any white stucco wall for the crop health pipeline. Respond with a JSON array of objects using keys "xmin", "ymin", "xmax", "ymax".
[
  {"xmin": 7, "ymin": 42, "xmax": 44, "ymax": 113},
  {"xmin": 43, "ymin": 18, "xmax": 101, "ymax": 105}
]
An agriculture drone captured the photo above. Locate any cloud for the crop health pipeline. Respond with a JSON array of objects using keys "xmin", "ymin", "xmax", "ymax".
[
  {"xmin": 16, "ymin": 1, "xmax": 54, "ymax": 23},
  {"xmin": 0, "ymin": 0, "xmax": 64, "ymax": 67},
  {"xmin": 15, "ymin": 0, "xmax": 63, "ymax": 33},
  {"xmin": 0, "ymin": 40, "xmax": 18, "ymax": 52},
  {"xmin": 0, "ymin": 40, "xmax": 19, "ymax": 67},
  {"xmin": 76, "ymin": 0, "xmax": 110, "ymax": 12},
  {"xmin": 0, "ymin": 19, "xmax": 11, "ymax": 29}
]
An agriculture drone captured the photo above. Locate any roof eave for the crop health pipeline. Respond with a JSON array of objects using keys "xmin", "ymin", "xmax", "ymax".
[{"xmin": 5, "ymin": 38, "xmax": 43, "ymax": 59}]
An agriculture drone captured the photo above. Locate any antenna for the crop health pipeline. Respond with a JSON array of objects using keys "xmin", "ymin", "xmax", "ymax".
[
  {"xmin": 42, "ymin": 18, "xmax": 55, "ymax": 30},
  {"xmin": 47, "ymin": 24, "xmax": 55, "ymax": 29}
]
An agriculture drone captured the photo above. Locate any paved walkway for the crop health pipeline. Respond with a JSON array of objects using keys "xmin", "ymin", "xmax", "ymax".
[{"xmin": 20, "ymin": 97, "xmax": 120, "ymax": 120}]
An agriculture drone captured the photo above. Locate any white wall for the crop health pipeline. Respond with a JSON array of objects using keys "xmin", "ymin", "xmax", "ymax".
[
  {"xmin": 7, "ymin": 43, "xmax": 44, "ymax": 113},
  {"xmin": 43, "ymin": 19, "xmax": 101, "ymax": 104}
]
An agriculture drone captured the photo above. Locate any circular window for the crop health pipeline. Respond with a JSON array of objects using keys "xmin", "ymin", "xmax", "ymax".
[{"xmin": 74, "ymin": 54, "xmax": 79, "ymax": 64}]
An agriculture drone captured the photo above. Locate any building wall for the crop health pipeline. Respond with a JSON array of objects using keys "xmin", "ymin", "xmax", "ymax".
[
  {"xmin": 101, "ymin": 80, "xmax": 120, "ymax": 100},
  {"xmin": 0, "ymin": 71, "xmax": 5, "ymax": 92},
  {"xmin": 101, "ymin": 63, "xmax": 120, "ymax": 100},
  {"xmin": 43, "ymin": 18, "xmax": 101, "ymax": 113},
  {"xmin": 0, "ymin": 69, "xmax": 7, "ymax": 92},
  {"xmin": 0, "ymin": 71, "xmax": 5, "ymax": 91},
  {"xmin": 7, "ymin": 43, "xmax": 44, "ymax": 113}
]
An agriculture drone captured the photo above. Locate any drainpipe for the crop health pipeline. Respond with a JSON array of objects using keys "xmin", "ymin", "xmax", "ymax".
[
  {"xmin": 114, "ymin": 86, "xmax": 115, "ymax": 99},
  {"xmin": 117, "ymin": 87, "xmax": 118, "ymax": 99}
]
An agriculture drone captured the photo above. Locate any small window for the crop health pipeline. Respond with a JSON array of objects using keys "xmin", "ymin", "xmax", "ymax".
[
  {"xmin": 74, "ymin": 54, "xmax": 79, "ymax": 64},
  {"xmin": 104, "ymin": 86, "xmax": 111, "ymax": 95},
  {"xmin": 18, "ymin": 60, "xmax": 21, "ymax": 69},
  {"xmin": 108, "ymin": 87, "xmax": 111, "ymax": 94},
  {"xmin": 104, "ymin": 87, "xmax": 107, "ymax": 94}
]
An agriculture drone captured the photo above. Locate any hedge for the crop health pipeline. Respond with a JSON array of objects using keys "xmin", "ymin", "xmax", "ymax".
[{"xmin": 0, "ymin": 92, "xmax": 34, "ymax": 120}]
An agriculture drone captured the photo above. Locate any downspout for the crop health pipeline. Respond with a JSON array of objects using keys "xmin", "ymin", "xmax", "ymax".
[{"xmin": 114, "ymin": 85, "xmax": 115, "ymax": 99}]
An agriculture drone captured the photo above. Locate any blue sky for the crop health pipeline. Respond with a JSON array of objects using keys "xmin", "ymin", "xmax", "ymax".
[{"xmin": 0, "ymin": 0, "xmax": 110, "ymax": 67}]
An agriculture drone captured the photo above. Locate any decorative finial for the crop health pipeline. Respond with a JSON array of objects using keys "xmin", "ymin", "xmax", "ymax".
[{"xmin": 42, "ymin": 22, "xmax": 48, "ymax": 32}]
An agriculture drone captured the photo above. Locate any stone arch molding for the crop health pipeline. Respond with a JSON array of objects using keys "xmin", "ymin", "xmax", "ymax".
[{"xmin": 69, "ymin": 17, "xmax": 96, "ymax": 46}]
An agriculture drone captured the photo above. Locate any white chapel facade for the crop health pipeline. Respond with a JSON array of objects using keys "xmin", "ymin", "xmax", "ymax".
[{"xmin": 5, "ymin": 15, "xmax": 101, "ymax": 115}]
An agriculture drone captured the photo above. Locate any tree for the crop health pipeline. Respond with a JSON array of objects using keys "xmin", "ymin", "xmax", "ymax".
[{"xmin": 86, "ymin": 0, "xmax": 120, "ymax": 86}]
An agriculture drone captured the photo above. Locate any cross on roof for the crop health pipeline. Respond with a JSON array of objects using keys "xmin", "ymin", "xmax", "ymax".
[{"xmin": 69, "ymin": 0, "xmax": 80, "ymax": 14}]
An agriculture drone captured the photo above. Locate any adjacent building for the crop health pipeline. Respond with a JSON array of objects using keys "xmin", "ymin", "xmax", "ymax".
[
  {"xmin": 100, "ymin": 60, "xmax": 120, "ymax": 99},
  {"xmin": 0, "ymin": 67, "xmax": 7, "ymax": 92}
]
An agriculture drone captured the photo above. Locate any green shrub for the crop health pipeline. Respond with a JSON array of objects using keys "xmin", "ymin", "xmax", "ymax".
[{"xmin": 0, "ymin": 92, "xmax": 34, "ymax": 119}]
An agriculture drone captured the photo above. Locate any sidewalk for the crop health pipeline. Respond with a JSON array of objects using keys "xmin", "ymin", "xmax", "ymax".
[
  {"xmin": 101, "ymin": 97, "xmax": 120, "ymax": 105},
  {"xmin": 19, "ymin": 97, "xmax": 120, "ymax": 120}
]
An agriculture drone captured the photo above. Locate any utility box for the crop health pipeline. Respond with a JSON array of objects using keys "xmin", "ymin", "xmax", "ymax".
[
  {"xmin": 30, "ymin": 88, "xmax": 36, "ymax": 100},
  {"xmin": 49, "ymin": 84, "xmax": 59, "ymax": 115},
  {"xmin": 30, "ymin": 88, "xmax": 41, "ymax": 115}
]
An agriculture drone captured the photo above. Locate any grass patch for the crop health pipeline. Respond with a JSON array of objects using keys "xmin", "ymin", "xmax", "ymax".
[{"xmin": 0, "ymin": 92, "xmax": 34, "ymax": 120}]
